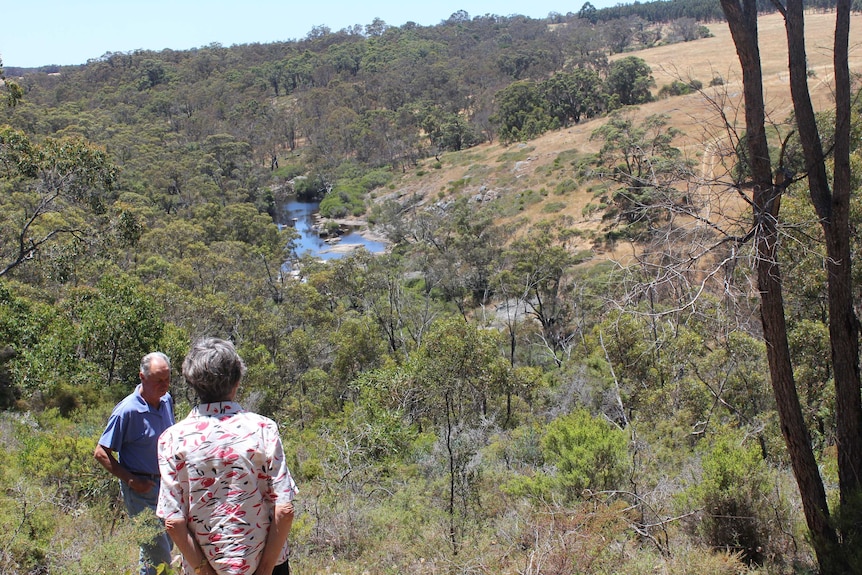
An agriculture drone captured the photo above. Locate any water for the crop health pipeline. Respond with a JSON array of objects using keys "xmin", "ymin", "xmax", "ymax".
[{"xmin": 280, "ymin": 199, "xmax": 386, "ymax": 261}]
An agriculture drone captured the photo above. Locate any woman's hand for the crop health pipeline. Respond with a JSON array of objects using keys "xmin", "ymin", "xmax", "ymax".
[{"xmin": 253, "ymin": 557, "xmax": 275, "ymax": 575}]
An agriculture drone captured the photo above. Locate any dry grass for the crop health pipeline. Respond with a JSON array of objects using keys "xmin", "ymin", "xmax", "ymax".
[{"xmin": 369, "ymin": 11, "xmax": 861, "ymax": 258}]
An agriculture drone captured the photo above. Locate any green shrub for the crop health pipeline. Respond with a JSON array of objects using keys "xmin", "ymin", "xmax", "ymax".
[
  {"xmin": 554, "ymin": 179, "xmax": 578, "ymax": 195},
  {"xmin": 319, "ymin": 181, "xmax": 365, "ymax": 218},
  {"xmin": 359, "ymin": 168, "xmax": 393, "ymax": 191},
  {"xmin": 541, "ymin": 202, "xmax": 567, "ymax": 214},
  {"xmin": 582, "ymin": 203, "xmax": 600, "ymax": 217},
  {"xmin": 293, "ymin": 174, "xmax": 327, "ymax": 200},
  {"xmin": 684, "ymin": 430, "xmax": 772, "ymax": 565},
  {"xmin": 272, "ymin": 163, "xmax": 305, "ymax": 181},
  {"xmin": 658, "ymin": 79, "xmax": 703, "ymax": 99},
  {"xmin": 542, "ymin": 409, "xmax": 629, "ymax": 498},
  {"xmin": 16, "ymin": 409, "xmax": 113, "ymax": 507},
  {"xmin": 447, "ymin": 177, "xmax": 471, "ymax": 194}
]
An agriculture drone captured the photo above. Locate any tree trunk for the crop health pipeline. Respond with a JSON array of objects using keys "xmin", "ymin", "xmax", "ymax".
[
  {"xmin": 719, "ymin": 0, "xmax": 851, "ymax": 571},
  {"xmin": 783, "ymin": 0, "xmax": 862, "ymax": 540},
  {"xmin": 756, "ymin": 224, "xmax": 845, "ymax": 572}
]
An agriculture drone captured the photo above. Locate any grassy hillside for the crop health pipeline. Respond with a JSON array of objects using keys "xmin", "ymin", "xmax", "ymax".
[{"xmin": 365, "ymin": 11, "xmax": 861, "ymax": 255}]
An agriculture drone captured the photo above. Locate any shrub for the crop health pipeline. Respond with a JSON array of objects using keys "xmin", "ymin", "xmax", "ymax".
[
  {"xmin": 683, "ymin": 430, "xmax": 773, "ymax": 566},
  {"xmin": 554, "ymin": 179, "xmax": 578, "ymax": 195},
  {"xmin": 541, "ymin": 202, "xmax": 567, "ymax": 214},
  {"xmin": 272, "ymin": 163, "xmax": 305, "ymax": 181},
  {"xmin": 658, "ymin": 79, "xmax": 703, "ymax": 99},
  {"xmin": 542, "ymin": 409, "xmax": 629, "ymax": 498},
  {"xmin": 319, "ymin": 181, "xmax": 365, "ymax": 218},
  {"xmin": 16, "ymin": 409, "xmax": 113, "ymax": 507},
  {"xmin": 293, "ymin": 174, "xmax": 328, "ymax": 200},
  {"xmin": 358, "ymin": 168, "xmax": 392, "ymax": 191}
]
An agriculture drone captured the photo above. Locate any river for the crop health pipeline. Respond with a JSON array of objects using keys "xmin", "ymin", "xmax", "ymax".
[{"xmin": 280, "ymin": 199, "xmax": 386, "ymax": 261}]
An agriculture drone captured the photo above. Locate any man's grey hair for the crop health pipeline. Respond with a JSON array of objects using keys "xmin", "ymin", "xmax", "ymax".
[
  {"xmin": 182, "ymin": 337, "xmax": 246, "ymax": 403},
  {"xmin": 141, "ymin": 352, "xmax": 171, "ymax": 376}
]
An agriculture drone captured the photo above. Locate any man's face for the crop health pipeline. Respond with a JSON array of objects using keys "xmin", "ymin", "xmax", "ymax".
[{"xmin": 141, "ymin": 357, "xmax": 171, "ymax": 398}]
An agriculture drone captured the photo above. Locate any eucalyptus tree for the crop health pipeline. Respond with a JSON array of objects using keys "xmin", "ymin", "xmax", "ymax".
[
  {"xmin": 0, "ymin": 58, "xmax": 23, "ymax": 107},
  {"xmin": 72, "ymin": 274, "xmax": 164, "ymax": 389},
  {"xmin": 0, "ymin": 128, "xmax": 118, "ymax": 279},
  {"xmin": 718, "ymin": 0, "xmax": 862, "ymax": 570},
  {"xmin": 197, "ymin": 133, "xmax": 254, "ymax": 202},
  {"xmin": 359, "ymin": 252, "xmax": 428, "ymax": 356},
  {"xmin": 542, "ymin": 68, "xmax": 606, "ymax": 127},
  {"xmin": 590, "ymin": 111, "xmax": 693, "ymax": 239},
  {"xmin": 605, "ymin": 56, "xmax": 655, "ymax": 107},
  {"xmin": 498, "ymin": 220, "xmax": 588, "ymax": 366},
  {"xmin": 415, "ymin": 316, "xmax": 510, "ymax": 554},
  {"xmin": 583, "ymin": 1, "xmax": 861, "ymax": 570},
  {"xmin": 493, "ymin": 80, "xmax": 552, "ymax": 144},
  {"xmin": 402, "ymin": 198, "xmax": 506, "ymax": 318}
]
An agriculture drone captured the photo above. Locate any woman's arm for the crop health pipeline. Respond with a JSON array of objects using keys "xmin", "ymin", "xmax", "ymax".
[
  {"xmin": 165, "ymin": 517, "xmax": 214, "ymax": 575},
  {"xmin": 253, "ymin": 502, "xmax": 295, "ymax": 575}
]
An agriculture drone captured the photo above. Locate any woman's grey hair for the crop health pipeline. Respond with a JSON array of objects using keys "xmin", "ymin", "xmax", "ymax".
[
  {"xmin": 182, "ymin": 338, "xmax": 246, "ymax": 403},
  {"xmin": 141, "ymin": 352, "xmax": 171, "ymax": 376}
]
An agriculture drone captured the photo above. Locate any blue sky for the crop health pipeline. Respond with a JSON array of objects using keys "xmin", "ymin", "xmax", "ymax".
[{"xmin": 2, "ymin": 0, "xmax": 618, "ymax": 68}]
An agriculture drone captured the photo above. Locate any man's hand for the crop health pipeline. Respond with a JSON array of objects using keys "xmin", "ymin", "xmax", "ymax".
[{"xmin": 128, "ymin": 476, "xmax": 155, "ymax": 493}]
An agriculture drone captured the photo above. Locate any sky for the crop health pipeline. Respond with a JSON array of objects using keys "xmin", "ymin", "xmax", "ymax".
[{"xmin": 2, "ymin": 0, "xmax": 619, "ymax": 68}]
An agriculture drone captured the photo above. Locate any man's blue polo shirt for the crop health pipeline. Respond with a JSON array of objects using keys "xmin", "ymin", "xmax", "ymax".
[{"xmin": 98, "ymin": 385, "xmax": 175, "ymax": 476}]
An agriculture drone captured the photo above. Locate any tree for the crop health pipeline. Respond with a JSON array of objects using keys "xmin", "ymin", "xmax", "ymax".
[
  {"xmin": 1, "ymin": 58, "xmax": 23, "ymax": 107},
  {"xmin": 668, "ymin": 17, "xmax": 711, "ymax": 43},
  {"xmin": 500, "ymin": 220, "xmax": 586, "ymax": 365},
  {"xmin": 73, "ymin": 274, "xmax": 164, "ymax": 388},
  {"xmin": 605, "ymin": 56, "xmax": 654, "ymax": 107},
  {"xmin": 590, "ymin": 111, "xmax": 691, "ymax": 238},
  {"xmin": 0, "ymin": 128, "xmax": 118, "ymax": 278},
  {"xmin": 542, "ymin": 68, "xmax": 606, "ymax": 127},
  {"xmin": 493, "ymin": 80, "xmax": 552, "ymax": 144},
  {"xmin": 719, "ymin": 0, "xmax": 860, "ymax": 571},
  {"xmin": 416, "ymin": 316, "xmax": 509, "ymax": 554},
  {"xmin": 600, "ymin": 18, "xmax": 641, "ymax": 54},
  {"xmin": 578, "ymin": 2, "xmax": 599, "ymax": 24},
  {"xmin": 419, "ymin": 106, "xmax": 481, "ymax": 154}
]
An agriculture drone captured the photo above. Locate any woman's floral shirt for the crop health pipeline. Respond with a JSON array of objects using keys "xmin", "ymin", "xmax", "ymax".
[{"xmin": 157, "ymin": 402, "xmax": 298, "ymax": 575}]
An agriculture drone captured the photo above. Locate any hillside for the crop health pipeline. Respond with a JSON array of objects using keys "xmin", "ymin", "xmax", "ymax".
[
  {"xmin": 3, "ymin": 8, "xmax": 862, "ymax": 575},
  {"xmin": 363, "ymin": 11, "xmax": 861, "ymax": 255}
]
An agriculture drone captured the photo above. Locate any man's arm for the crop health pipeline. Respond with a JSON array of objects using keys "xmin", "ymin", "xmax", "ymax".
[
  {"xmin": 93, "ymin": 444, "xmax": 153, "ymax": 494},
  {"xmin": 254, "ymin": 502, "xmax": 295, "ymax": 575}
]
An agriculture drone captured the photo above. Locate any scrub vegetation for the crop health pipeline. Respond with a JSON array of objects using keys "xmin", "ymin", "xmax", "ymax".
[{"xmin": 1, "ymin": 2, "xmax": 862, "ymax": 573}]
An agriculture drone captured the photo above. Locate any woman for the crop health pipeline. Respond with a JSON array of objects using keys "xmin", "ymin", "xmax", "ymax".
[{"xmin": 157, "ymin": 338, "xmax": 297, "ymax": 575}]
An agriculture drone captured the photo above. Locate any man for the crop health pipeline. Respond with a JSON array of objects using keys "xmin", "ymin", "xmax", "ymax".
[{"xmin": 94, "ymin": 352, "xmax": 175, "ymax": 575}]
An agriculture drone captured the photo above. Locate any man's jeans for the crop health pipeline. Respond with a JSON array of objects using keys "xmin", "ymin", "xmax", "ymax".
[{"xmin": 121, "ymin": 479, "xmax": 172, "ymax": 575}]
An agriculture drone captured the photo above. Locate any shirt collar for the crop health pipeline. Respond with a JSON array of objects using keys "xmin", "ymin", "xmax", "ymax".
[
  {"xmin": 195, "ymin": 401, "xmax": 243, "ymax": 416},
  {"xmin": 132, "ymin": 385, "xmax": 168, "ymax": 413}
]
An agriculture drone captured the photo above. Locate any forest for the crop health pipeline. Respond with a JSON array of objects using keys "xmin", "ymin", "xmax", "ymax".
[{"xmin": 1, "ymin": 0, "xmax": 862, "ymax": 573}]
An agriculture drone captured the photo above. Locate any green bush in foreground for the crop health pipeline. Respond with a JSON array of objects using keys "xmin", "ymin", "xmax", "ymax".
[{"xmin": 542, "ymin": 409, "xmax": 630, "ymax": 498}]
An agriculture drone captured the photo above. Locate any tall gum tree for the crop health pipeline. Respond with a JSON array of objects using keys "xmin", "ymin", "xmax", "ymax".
[{"xmin": 720, "ymin": 0, "xmax": 861, "ymax": 571}]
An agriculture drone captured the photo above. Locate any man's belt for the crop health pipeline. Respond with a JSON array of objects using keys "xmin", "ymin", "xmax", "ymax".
[{"xmin": 129, "ymin": 470, "xmax": 160, "ymax": 481}]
